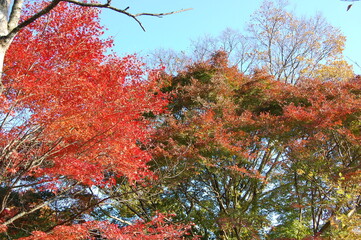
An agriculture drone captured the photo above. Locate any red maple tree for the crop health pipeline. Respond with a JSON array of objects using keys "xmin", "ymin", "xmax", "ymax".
[{"xmin": 0, "ymin": 1, "xmax": 192, "ymax": 238}]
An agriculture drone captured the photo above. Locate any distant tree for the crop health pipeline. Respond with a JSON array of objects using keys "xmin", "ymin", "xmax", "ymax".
[
  {"xmin": 247, "ymin": 0, "xmax": 353, "ymax": 84},
  {"xmin": 190, "ymin": 28, "xmax": 257, "ymax": 73},
  {"xmin": 150, "ymin": 0, "xmax": 353, "ymax": 84},
  {"xmin": 146, "ymin": 48, "xmax": 191, "ymax": 75}
]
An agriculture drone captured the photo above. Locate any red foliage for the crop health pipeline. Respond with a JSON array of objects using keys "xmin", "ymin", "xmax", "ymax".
[
  {"xmin": 0, "ymin": 1, "xmax": 192, "ymax": 239},
  {"xmin": 2, "ymin": 1, "xmax": 167, "ymax": 184},
  {"xmin": 19, "ymin": 213, "xmax": 194, "ymax": 240}
]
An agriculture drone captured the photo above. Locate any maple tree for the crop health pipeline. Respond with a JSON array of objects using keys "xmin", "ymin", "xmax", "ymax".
[
  {"xmin": 131, "ymin": 51, "xmax": 361, "ymax": 239},
  {"xmin": 17, "ymin": 213, "xmax": 193, "ymax": 240},
  {"xmin": 0, "ymin": 0, "xmax": 193, "ymax": 239},
  {"xmin": 264, "ymin": 76, "xmax": 361, "ymax": 239},
  {"xmin": 145, "ymin": 52, "xmax": 291, "ymax": 239},
  {"xmin": 0, "ymin": 0, "xmax": 190, "ymax": 89}
]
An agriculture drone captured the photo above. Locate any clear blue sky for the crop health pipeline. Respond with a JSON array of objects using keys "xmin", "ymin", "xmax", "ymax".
[{"xmin": 100, "ymin": 0, "xmax": 361, "ymax": 73}]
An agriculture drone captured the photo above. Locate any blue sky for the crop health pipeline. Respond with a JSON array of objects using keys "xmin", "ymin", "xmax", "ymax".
[{"xmin": 100, "ymin": 0, "xmax": 361, "ymax": 73}]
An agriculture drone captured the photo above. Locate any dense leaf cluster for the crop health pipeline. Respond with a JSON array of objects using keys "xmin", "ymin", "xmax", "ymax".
[{"xmin": 144, "ymin": 53, "xmax": 361, "ymax": 239}]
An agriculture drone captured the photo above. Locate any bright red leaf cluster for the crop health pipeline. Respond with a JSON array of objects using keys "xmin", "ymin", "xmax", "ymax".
[
  {"xmin": 18, "ymin": 213, "xmax": 194, "ymax": 240},
  {"xmin": 0, "ymin": 1, "xmax": 195, "ymax": 239},
  {"xmin": 2, "ymin": 2, "xmax": 167, "ymax": 184}
]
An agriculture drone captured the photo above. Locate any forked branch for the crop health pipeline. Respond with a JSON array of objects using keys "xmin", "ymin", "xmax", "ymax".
[
  {"xmin": 2, "ymin": 0, "xmax": 191, "ymax": 43},
  {"xmin": 63, "ymin": 0, "xmax": 192, "ymax": 31}
]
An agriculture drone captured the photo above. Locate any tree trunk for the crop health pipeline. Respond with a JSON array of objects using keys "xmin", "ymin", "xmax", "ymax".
[
  {"xmin": 0, "ymin": 1, "xmax": 10, "ymax": 35},
  {"xmin": 0, "ymin": 0, "xmax": 23, "ymax": 92},
  {"xmin": 0, "ymin": 46, "xmax": 6, "ymax": 92},
  {"xmin": 0, "ymin": 0, "xmax": 9, "ymax": 92}
]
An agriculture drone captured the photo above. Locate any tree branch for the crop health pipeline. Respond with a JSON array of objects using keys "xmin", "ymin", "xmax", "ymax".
[
  {"xmin": 317, "ymin": 203, "xmax": 361, "ymax": 235},
  {"xmin": 62, "ymin": 0, "xmax": 192, "ymax": 31},
  {"xmin": 1, "ymin": 0, "xmax": 61, "ymax": 43},
  {"xmin": 1, "ymin": 0, "xmax": 191, "ymax": 44},
  {"xmin": 99, "ymin": 206, "xmax": 132, "ymax": 225},
  {"xmin": 2, "ymin": 182, "xmax": 79, "ymax": 226}
]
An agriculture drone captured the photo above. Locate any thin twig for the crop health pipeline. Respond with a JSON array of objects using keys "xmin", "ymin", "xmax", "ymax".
[{"xmin": 62, "ymin": 0, "xmax": 192, "ymax": 31}]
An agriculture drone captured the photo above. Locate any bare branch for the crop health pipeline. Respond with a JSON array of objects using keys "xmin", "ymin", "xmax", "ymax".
[
  {"xmin": 62, "ymin": 0, "xmax": 192, "ymax": 31},
  {"xmin": 2, "ymin": 182, "xmax": 80, "ymax": 226},
  {"xmin": 133, "ymin": 8, "xmax": 193, "ymax": 18},
  {"xmin": 99, "ymin": 206, "xmax": 132, "ymax": 225},
  {"xmin": 2, "ymin": 0, "xmax": 192, "ymax": 38}
]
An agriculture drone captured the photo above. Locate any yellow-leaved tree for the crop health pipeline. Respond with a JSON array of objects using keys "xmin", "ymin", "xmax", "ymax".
[
  {"xmin": 248, "ymin": 0, "xmax": 353, "ymax": 84},
  {"xmin": 156, "ymin": 0, "xmax": 354, "ymax": 84}
]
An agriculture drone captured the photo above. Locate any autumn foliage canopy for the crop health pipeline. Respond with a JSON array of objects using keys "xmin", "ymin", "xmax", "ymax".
[
  {"xmin": 146, "ymin": 51, "xmax": 361, "ymax": 239},
  {"xmin": 0, "ymin": 1, "xmax": 193, "ymax": 239},
  {"xmin": 0, "ymin": 0, "xmax": 360, "ymax": 239}
]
